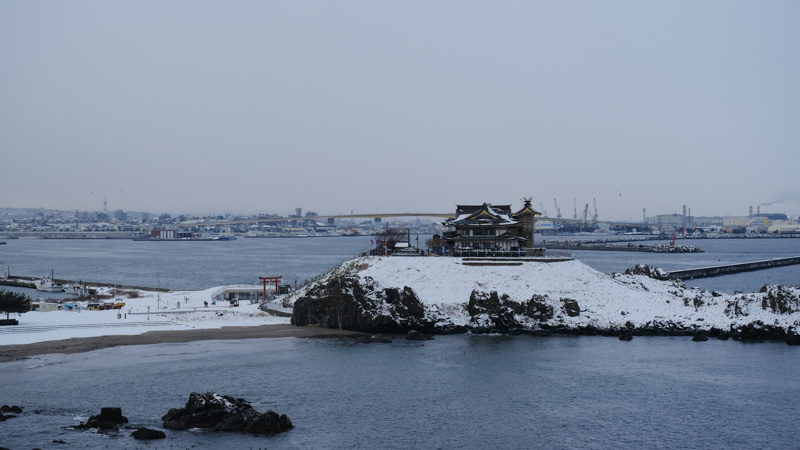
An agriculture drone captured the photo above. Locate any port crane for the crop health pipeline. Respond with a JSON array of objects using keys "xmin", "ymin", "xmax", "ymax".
[
  {"xmin": 573, "ymin": 198, "xmax": 578, "ymax": 220},
  {"xmin": 582, "ymin": 203, "xmax": 589, "ymax": 228},
  {"xmin": 539, "ymin": 202, "xmax": 548, "ymax": 217},
  {"xmin": 553, "ymin": 199, "xmax": 562, "ymax": 219},
  {"xmin": 592, "ymin": 198, "xmax": 598, "ymax": 222}
]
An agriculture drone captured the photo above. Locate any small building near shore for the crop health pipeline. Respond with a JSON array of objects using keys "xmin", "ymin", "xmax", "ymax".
[{"xmin": 442, "ymin": 198, "xmax": 541, "ymax": 255}]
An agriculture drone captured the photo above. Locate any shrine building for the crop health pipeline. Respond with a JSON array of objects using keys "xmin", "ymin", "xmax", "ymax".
[{"xmin": 442, "ymin": 198, "xmax": 542, "ymax": 255}]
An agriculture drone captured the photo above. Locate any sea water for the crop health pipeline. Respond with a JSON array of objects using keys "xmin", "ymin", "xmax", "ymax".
[
  {"xmin": 1, "ymin": 236, "xmax": 799, "ymax": 449},
  {"xmin": 0, "ymin": 236, "xmax": 373, "ymax": 291},
  {"xmin": 1, "ymin": 235, "xmax": 798, "ymax": 293},
  {"xmin": 1, "ymin": 335, "xmax": 798, "ymax": 449}
]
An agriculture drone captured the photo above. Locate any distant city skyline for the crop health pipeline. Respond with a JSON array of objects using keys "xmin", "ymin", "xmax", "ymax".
[
  {"xmin": 2, "ymin": 196, "xmax": 797, "ymax": 223},
  {"xmin": 2, "ymin": 2, "xmax": 799, "ymax": 221}
]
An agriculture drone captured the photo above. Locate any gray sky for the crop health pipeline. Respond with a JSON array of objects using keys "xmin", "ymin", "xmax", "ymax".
[{"xmin": 2, "ymin": 1, "xmax": 799, "ymax": 220}]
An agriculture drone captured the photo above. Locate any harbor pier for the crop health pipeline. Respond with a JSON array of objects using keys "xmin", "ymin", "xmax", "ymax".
[{"xmin": 667, "ymin": 257, "xmax": 800, "ymax": 280}]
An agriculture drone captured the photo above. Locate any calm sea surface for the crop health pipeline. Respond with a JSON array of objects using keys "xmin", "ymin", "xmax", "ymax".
[
  {"xmin": 0, "ymin": 236, "xmax": 374, "ymax": 291},
  {"xmin": 1, "ymin": 235, "xmax": 798, "ymax": 294},
  {"xmin": 1, "ymin": 335, "xmax": 798, "ymax": 449},
  {"xmin": 1, "ymin": 236, "xmax": 799, "ymax": 449}
]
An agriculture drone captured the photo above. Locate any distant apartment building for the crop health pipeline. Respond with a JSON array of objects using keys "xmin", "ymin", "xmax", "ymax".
[
  {"xmin": 653, "ymin": 213, "xmax": 693, "ymax": 233},
  {"xmin": 768, "ymin": 220, "xmax": 800, "ymax": 234},
  {"xmin": 692, "ymin": 216, "xmax": 723, "ymax": 227}
]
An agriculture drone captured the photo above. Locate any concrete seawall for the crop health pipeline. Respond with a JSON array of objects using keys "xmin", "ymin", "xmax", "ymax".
[
  {"xmin": 0, "ymin": 276, "xmax": 170, "ymax": 292},
  {"xmin": 667, "ymin": 257, "xmax": 800, "ymax": 280}
]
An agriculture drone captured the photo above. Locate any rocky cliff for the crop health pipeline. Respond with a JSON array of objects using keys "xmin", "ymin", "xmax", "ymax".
[{"xmin": 289, "ymin": 257, "xmax": 800, "ymax": 341}]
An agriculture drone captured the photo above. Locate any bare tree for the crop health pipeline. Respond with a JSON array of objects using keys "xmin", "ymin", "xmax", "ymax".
[
  {"xmin": 425, "ymin": 234, "xmax": 453, "ymax": 255},
  {"xmin": 375, "ymin": 227, "xmax": 406, "ymax": 250}
]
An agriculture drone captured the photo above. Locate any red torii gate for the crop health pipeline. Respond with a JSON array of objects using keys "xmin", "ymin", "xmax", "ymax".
[{"xmin": 259, "ymin": 276, "xmax": 282, "ymax": 299}]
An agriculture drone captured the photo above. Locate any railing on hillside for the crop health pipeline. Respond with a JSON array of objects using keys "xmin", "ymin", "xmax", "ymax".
[{"xmin": 453, "ymin": 248, "xmax": 547, "ymax": 258}]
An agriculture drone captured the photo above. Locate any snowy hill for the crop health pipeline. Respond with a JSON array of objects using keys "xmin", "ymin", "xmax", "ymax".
[{"xmin": 288, "ymin": 256, "xmax": 800, "ymax": 340}]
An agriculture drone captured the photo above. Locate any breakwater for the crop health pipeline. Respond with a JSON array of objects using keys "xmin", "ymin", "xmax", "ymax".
[
  {"xmin": 667, "ymin": 256, "xmax": 800, "ymax": 280},
  {"xmin": 0, "ymin": 276, "xmax": 170, "ymax": 293},
  {"xmin": 543, "ymin": 242, "xmax": 703, "ymax": 253}
]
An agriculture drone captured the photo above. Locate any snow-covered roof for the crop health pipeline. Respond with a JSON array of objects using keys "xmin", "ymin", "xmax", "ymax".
[{"xmin": 444, "ymin": 203, "xmax": 518, "ymax": 227}]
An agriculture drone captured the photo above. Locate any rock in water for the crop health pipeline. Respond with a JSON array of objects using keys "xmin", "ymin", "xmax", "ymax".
[
  {"xmin": 692, "ymin": 335, "xmax": 709, "ymax": 342},
  {"xmin": 131, "ymin": 427, "xmax": 166, "ymax": 440},
  {"xmin": 361, "ymin": 335, "xmax": 392, "ymax": 344},
  {"xmin": 406, "ymin": 330, "xmax": 433, "ymax": 341},
  {"xmin": 162, "ymin": 392, "xmax": 293, "ymax": 435},
  {"xmin": 619, "ymin": 330, "xmax": 633, "ymax": 341},
  {"xmin": 79, "ymin": 407, "xmax": 128, "ymax": 429}
]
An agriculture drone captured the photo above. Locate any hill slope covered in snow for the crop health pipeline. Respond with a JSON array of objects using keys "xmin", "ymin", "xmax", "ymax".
[{"xmin": 289, "ymin": 256, "xmax": 800, "ymax": 340}]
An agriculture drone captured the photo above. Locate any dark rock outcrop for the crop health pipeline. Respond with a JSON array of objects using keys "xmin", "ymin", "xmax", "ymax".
[
  {"xmin": 731, "ymin": 321, "xmax": 787, "ymax": 342},
  {"xmin": 624, "ymin": 264, "xmax": 669, "ymax": 280},
  {"xmin": 406, "ymin": 330, "xmax": 433, "ymax": 341},
  {"xmin": 76, "ymin": 407, "xmax": 128, "ymax": 430},
  {"xmin": 361, "ymin": 335, "xmax": 392, "ymax": 344},
  {"xmin": 760, "ymin": 285, "xmax": 800, "ymax": 314},
  {"xmin": 468, "ymin": 291, "xmax": 520, "ymax": 331},
  {"xmin": 162, "ymin": 392, "xmax": 293, "ymax": 435},
  {"xmin": 526, "ymin": 295, "xmax": 554, "ymax": 321},
  {"xmin": 0, "ymin": 405, "xmax": 22, "ymax": 422},
  {"xmin": 786, "ymin": 328, "xmax": 800, "ymax": 346},
  {"xmin": 692, "ymin": 335, "xmax": 709, "ymax": 342},
  {"xmin": 619, "ymin": 330, "xmax": 633, "ymax": 341},
  {"xmin": 131, "ymin": 427, "xmax": 166, "ymax": 440},
  {"xmin": 292, "ymin": 275, "xmax": 426, "ymax": 333},
  {"xmin": 1, "ymin": 405, "xmax": 22, "ymax": 414},
  {"xmin": 560, "ymin": 298, "xmax": 580, "ymax": 317}
]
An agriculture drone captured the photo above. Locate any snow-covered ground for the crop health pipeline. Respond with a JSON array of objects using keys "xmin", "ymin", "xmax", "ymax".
[
  {"xmin": 7, "ymin": 256, "xmax": 799, "ymax": 345},
  {"xmin": 287, "ymin": 256, "xmax": 800, "ymax": 332},
  {"xmin": 1, "ymin": 287, "xmax": 291, "ymax": 346}
]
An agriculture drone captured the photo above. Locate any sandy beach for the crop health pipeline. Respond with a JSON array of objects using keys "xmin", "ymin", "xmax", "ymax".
[{"xmin": 0, "ymin": 324, "xmax": 363, "ymax": 363}]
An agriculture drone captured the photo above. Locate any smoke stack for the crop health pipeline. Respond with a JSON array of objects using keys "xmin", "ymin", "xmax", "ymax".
[
  {"xmin": 749, "ymin": 206, "xmax": 753, "ymax": 217},
  {"xmin": 757, "ymin": 205, "xmax": 760, "ymax": 215}
]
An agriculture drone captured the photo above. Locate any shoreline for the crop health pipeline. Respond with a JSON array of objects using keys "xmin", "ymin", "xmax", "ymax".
[{"xmin": 0, "ymin": 324, "xmax": 363, "ymax": 363}]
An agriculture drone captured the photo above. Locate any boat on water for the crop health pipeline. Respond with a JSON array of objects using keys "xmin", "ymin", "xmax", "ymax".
[
  {"xmin": 35, "ymin": 271, "xmax": 64, "ymax": 292},
  {"xmin": 218, "ymin": 227, "xmax": 237, "ymax": 241},
  {"xmin": 63, "ymin": 285, "xmax": 91, "ymax": 296}
]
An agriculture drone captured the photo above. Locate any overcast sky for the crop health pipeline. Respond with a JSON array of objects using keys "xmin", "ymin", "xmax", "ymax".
[{"xmin": 2, "ymin": 1, "xmax": 799, "ymax": 220}]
